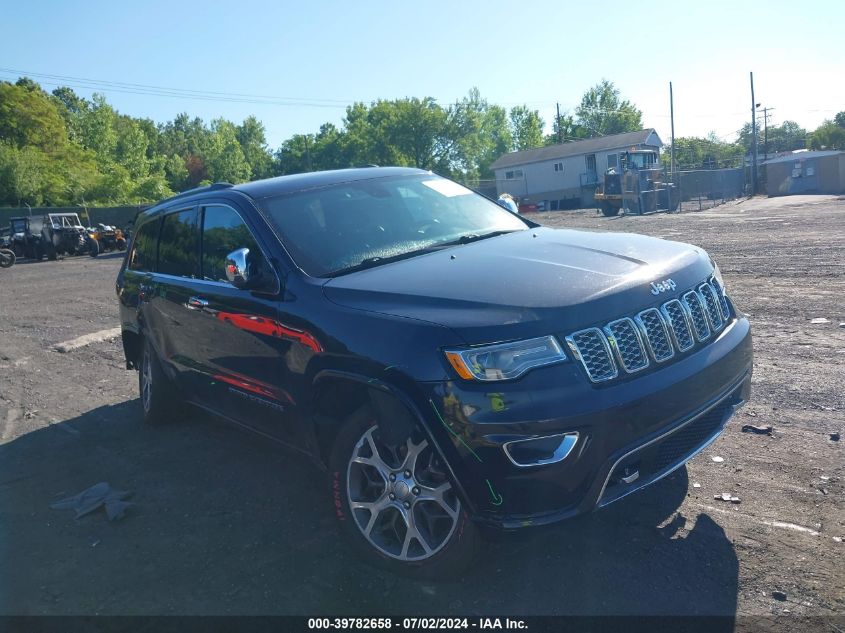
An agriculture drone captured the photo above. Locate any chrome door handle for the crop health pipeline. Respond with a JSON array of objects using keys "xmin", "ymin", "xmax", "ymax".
[{"xmin": 186, "ymin": 296, "xmax": 209, "ymax": 309}]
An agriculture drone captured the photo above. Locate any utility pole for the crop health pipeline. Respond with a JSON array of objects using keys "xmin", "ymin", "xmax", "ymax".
[
  {"xmin": 750, "ymin": 72, "xmax": 758, "ymax": 196},
  {"xmin": 669, "ymin": 82, "xmax": 676, "ymax": 176},
  {"xmin": 758, "ymin": 106, "xmax": 774, "ymax": 158},
  {"xmin": 556, "ymin": 102, "xmax": 562, "ymax": 143}
]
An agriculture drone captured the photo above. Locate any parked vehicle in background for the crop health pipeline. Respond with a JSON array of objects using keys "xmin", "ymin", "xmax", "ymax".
[
  {"xmin": 8, "ymin": 216, "xmax": 44, "ymax": 261},
  {"xmin": 87, "ymin": 224, "xmax": 127, "ymax": 257},
  {"xmin": 594, "ymin": 149, "xmax": 679, "ymax": 216},
  {"xmin": 117, "ymin": 167, "xmax": 752, "ymax": 578},
  {"xmin": 0, "ymin": 247, "xmax": 15, "ymax": 268},
  {"xmin": 41, "ymin": 213, "xmax": 96, "ymax": 259}
]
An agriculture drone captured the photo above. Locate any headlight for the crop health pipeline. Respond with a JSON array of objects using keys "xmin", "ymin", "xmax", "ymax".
[{"xmin": 444, "ymin": 335, "xmax": 567, "ymax": 382}]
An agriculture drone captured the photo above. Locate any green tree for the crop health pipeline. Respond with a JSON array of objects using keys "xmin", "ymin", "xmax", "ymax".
[
  {"xmin": 575, "ymin": 79, "xmax": 642, "ymax": 137},
  {"xmin": 206, "ymin": 119, "xmax": 250, "ymax": 183},
  {"xmin": 0, "ymin": 81, "xmax": 70, "ymax": 152},
  {"xmin": 236, "ymin": 115, "xmax": 274, "ymax": 180},
  {"xmin": 808, "ymin": 120, "xmax": 845, "ymax": 150},
  {"xmin": 509, "ymin": 105, "xmax": 544, "ymax": 150}
]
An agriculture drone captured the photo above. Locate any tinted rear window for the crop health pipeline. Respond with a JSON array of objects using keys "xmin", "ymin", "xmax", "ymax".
[{"xmin": 158, "ymin": 209, "xmax": 198, "ymax": 277}]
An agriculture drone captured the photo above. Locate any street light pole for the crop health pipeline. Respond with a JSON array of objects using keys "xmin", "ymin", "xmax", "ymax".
[{"xmin": 750, "ymin": 72, "xmax": 758, "ymax": 196}]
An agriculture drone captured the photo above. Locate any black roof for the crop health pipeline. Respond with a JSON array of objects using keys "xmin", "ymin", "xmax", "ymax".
[
  {"xmin": 231, "ymin": 166, "xmax": 428, "ymax": 199},
  {"xmin": 144, "ymin": 167, "xmax": 430, "ymax": 215}
]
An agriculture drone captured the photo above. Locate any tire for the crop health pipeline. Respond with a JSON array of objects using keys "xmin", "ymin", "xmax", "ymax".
[
  {"xmin": 138, "ymin": 338, "xmax": 181, "ymax": 425},
  {"xmin": 328, "ymin": 405, "xmax": 479, "ymax": 579},
  {"xmin": 0, "ymin": 249, "xmax": 15, "ymax": 268},
  {"xmin": 88, "ymin": 238, "xmax": 99, "ymax": 257},
  {"xmin": 116, "ymin": 238, "xmax": 127, "ymax": 251},
  {"xmin": 600, "ymin": 202, "xmax": 620, "ymax": 217},
  {"xmin": 44, "ymin": 241, "xmax": 57, "ymax": 261}
]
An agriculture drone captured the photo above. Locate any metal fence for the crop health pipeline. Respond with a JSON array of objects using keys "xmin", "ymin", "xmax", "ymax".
[{"xmin": 670, "ymin": 168, "xmax": 746, "ymax": 212}]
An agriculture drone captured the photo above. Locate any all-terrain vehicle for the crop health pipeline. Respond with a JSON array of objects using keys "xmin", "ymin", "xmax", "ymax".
[
  {"xmin": 41, "ymin": 213, "xmax": 96, "ymax": 259},
  {"xmin": 594, "ymin": 149, "xmax": 679, "ymax": 216},
  {"xmin": 8, "ymin": 216, "xmax": 45, "ymax": 260},
  {"xmin": 86, "ymin": 224, "xmax": 127, "ymax": 257}
]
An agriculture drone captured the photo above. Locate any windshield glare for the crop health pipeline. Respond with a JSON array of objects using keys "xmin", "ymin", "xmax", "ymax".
[{"xmin": 260, "ymin": 175, "xmax": 528, "ymax": 277}]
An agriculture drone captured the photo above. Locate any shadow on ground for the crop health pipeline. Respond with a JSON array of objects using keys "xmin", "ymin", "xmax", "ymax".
[{"xmin": 0, "ymin": 401, "xmax": 738, "ymax": 620}]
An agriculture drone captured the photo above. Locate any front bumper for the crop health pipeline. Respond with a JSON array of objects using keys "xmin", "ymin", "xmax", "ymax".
[{"xmin": 417, "ymin": 315, "xmax": 753, "ymax": 529}]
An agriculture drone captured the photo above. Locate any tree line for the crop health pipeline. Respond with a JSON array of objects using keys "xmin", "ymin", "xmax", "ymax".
[{"xmin": 0, "ymin": 76, "xmax": 842, "ymax": 207}]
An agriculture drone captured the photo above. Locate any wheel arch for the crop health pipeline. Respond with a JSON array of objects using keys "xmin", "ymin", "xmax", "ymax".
[{"xmin": 309, "ymin": 370, "xmax": 476, "ymax": 516}]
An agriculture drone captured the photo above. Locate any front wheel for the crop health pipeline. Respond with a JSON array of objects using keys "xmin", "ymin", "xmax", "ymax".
[
  {"xmin": 329, "ymin": 407, "xmax": 478, "ymax": 579},
  {"xmin": 88, "ymin": 238, "xmax": 100, "ymax": 257},
  {"xmin": 600, "ymin": 201, "xmax": 620, "ymax": 217},
  {"xmin": 0, "ymin": 249, "xmax": 15, "ymax": 268},
  {"xmin": 116, "ymin": 237, "xmax": 127, "ymax": 251}
]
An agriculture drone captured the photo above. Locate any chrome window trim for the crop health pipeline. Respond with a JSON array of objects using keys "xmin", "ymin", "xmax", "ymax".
[
  {"xmin": 565, "ymin": 328, "xmax": 618, "ymax": 383},
  {"xmin": 681, "ymin": 290, "xmax": 711, "ymax": 342},
  {"xmin": 660, "ymin": 299, "xmax": 695, "ymax": 352},
  {"xmin": 698, "ymin": 283, "xmax": 724, "ymax": 331},
  {"xmin": 602, "ymin": 317, "xmax": 649, "ymax": 373},
  {"xmin": 634, "ymin": 308, "xmax": 675, "ymax": 363},
  {"xmin": 503, "ymin": 432, "xmax": 580, "ymax": 468}
]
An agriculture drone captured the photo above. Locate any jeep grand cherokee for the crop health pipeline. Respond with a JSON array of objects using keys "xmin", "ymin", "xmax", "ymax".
[{"xmin": 116, "ymin": 167, "xmax": 752, "ymax": 578}]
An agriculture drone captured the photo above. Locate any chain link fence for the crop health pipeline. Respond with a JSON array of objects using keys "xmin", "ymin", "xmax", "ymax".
[{"xmin": 670, "ymin": 168, "xmax": 746, "ymax": 212}]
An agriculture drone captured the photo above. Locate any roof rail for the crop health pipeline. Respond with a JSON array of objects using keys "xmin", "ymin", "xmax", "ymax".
[{"xmin": 155, "ymin": 182, "xmax": 235, "ymax": 206}]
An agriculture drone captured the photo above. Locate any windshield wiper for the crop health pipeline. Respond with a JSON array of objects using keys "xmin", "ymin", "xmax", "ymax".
[
  {"xmin": 326, "ymin": 244, "xmax": 451, "ymax": 277},
  {"xmin": 446, "ymin": 229, "xmax": 519, "ymax": 245}
]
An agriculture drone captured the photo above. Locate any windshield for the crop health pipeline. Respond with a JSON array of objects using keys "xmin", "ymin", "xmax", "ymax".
[
  {"xmin": 10, "ymin": 219, "xmax": 26, "ymax": 233},
  {"xmin": 625, "ymin": 152, "xmax": 658, "ymax": 169},
  {"xmin": 259, "ymin": 174, "xmax": 528, "ymax": 277}
]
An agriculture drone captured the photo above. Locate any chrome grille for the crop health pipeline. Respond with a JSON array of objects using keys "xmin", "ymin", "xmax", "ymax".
[
  {"xmin": 565, "ymin": 276, "xmax": 733, "ymax": 383},
  {"xmin": 604, "ymin": 318, "xmax": 649, "ymax": 373},
  {"xmin": 710, "ymin": 277, "xmax": 731, "ymax": 320},
  {"xmin": 698, "ymin": 283, "xmax": 724, "ymax": 331},
  {"xmin": 682, "ymin": 291, "xmax": 711, "ymax": 341},
  {"xmin": 661, "ymin": 299, "xmax": 694, "ymax": 352},
  {"xmin": 636, "ymin": 308, "xmax": 674, "ymax": 362},
  {"xmin": 565, "ymin": 328, "xmax": 617, "ymax": 382}
]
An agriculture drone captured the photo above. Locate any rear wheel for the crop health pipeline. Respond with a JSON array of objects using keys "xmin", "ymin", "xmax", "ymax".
[
  {"xmin": 329, "ymin": 406, "xmax": 478, "ymax": 579},
  {"xmin": 138, "ymin": 339, "xmax": 181, "ymax": 425},
  {"xmin": 88, "ymin": 238, "xmax": 100, "ymax": 257},
  {"xmin": 116, "ymin": 237, "xmax": 127, "ymax": 251}
]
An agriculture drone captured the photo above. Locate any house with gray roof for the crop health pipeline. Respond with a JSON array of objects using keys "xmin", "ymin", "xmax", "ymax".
[{"xmin": 491, "ymin": 129, "xmax": 663, "ymax": 210}]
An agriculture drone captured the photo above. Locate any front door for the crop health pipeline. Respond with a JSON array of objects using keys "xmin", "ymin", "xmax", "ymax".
[{"xmin": 185, "ymin": 202, "xmax": 306, "ymax": 449}]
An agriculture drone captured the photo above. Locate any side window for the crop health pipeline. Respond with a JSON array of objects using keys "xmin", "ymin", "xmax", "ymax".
[
  {"xmin": 128, "ymin": 219, "xmax": 160, "ymax": 271},
  {"xmin": 158, "ymin": 209, "xmax": 198, "ymax": 277},
  {"xmin": 201, "ymin": 205, "xmax": 262, "ymax": 283}
]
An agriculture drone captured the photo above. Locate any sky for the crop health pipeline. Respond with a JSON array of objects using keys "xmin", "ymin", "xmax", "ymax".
[{"xmin": 2, "ymin": 0, "xmax": 843, "ymax": 149}]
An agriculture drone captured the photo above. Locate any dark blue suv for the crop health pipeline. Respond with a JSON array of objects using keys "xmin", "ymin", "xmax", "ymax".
[{"xmin": 117, "ymin": 167, "xmax": 752, "ymax": 578}]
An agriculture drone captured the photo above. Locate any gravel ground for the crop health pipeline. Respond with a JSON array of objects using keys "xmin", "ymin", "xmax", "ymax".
[{"xmin": 0, "ymin": 196, "xmax": 842, "ymax": 621}]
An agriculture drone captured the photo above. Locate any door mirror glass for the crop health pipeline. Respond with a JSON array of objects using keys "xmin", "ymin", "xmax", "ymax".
[{"xmin": 225, "ymin": 248, "xmax": 251, "ymax": 288}]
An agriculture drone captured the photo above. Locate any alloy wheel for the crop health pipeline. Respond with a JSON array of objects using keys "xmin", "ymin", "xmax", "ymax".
[{"xmin": 347, "ymin": 426, "xmax": 460, "ymax": 561}]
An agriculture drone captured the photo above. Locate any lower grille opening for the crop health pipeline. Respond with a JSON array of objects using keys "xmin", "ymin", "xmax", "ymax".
[{"xmin": 599, "ymin": 394, "xmax": 738, "ymax": 507}]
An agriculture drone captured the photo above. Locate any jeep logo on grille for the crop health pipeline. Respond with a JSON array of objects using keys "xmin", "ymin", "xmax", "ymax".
[{"xmin": 650, "ymin": 278, "xmax": 677, "ymax": 295}]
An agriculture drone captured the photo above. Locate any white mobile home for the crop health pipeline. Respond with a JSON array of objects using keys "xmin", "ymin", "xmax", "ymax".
[{"xmin": 491, "ymin": 129, "xmax": 663, "ymax": 210}]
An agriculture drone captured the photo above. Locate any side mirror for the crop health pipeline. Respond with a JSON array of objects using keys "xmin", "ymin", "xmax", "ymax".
[
  {"xmin": 225, "ymin": 247, "xmax": 279, "ymax": 294},
  {"xmin": 225, "ymin": 248, "xmax": 252, "ymax": 289}
]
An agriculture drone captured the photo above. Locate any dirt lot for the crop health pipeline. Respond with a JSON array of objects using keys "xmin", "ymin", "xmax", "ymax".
[{"xmin": 0, "ymin": 195, "xmax": 843, "ymax": 619}]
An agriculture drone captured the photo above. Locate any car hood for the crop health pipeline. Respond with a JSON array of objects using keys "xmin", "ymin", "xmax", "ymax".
[{"xmin": 322, "ymin": 227, "xmax": 715, "ymax": 344}]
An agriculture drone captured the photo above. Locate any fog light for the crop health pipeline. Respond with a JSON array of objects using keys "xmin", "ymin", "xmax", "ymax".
[{"xmin": 503, "ymin": 433, "xmax": 579, "ymax": 468}]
